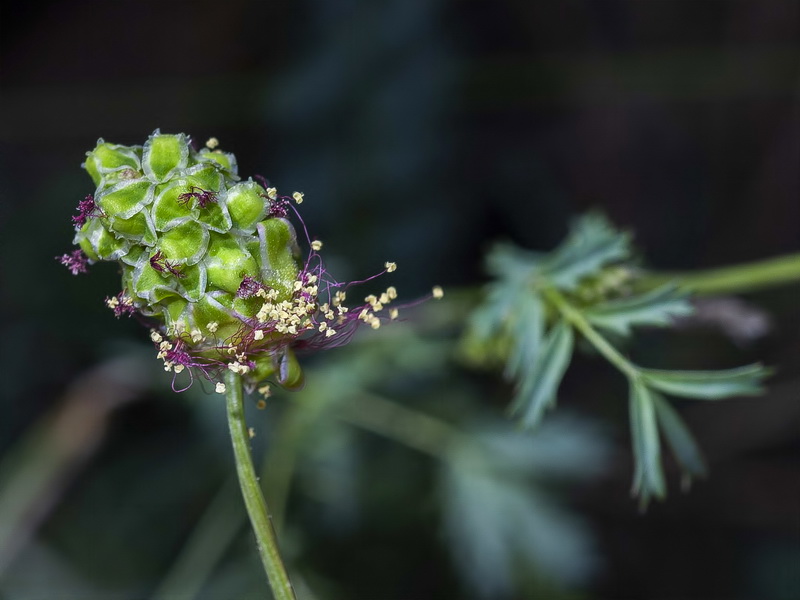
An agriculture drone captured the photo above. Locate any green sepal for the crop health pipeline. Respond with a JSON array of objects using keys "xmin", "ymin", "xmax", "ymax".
[
  {"xmin": 132, "ymin": 256, "xmax": 180, "ymax": 304},
  {"xmin": 152, "ymin": 181, "xmax": 195, "ymax": 231},
  {"xmin": 159, "ymin": 221, "xmax": 209, "ymax": 265},
  {"xmin": 232, "ymin": 295, "xmax": 263, "ymax": 320},
  {"xmin": 162, "ymin": 297, "xmax": 190, "ymax": 332},
  {"xmin": 83, "ymin": 140, "xmax": 142, "ymax": 186},
  {"xmin": 96, "ymin": 179, "xmax": 154, "ymax": 220},
  {"xmin": 196, "ymin": 148, "xmax": 238, "ymax": 177},
  {"xmin": 74, "ymin": 219, "xmax": 130, "ymax": 260},
  {"xmin": 109, "ymin": 208, "xmax": 157, "ymax": 246},
  {"xmin": 183, "ymin": 163, "xmax": 224, "ymax": 192},
  {"xmin": 204, "ymin": 233, "xmax": 259, "ymax": 294},
  {"xmin": 226, "ymin": 181, "xmax": 268, "ymax": 232},
  {"xmin": 189, "ymin": 292, "xmax": 241, "ymax": 341},
  {"xmin": 256, "ymin": 218, "xmax": 300, "ymax": 296},
  {"xmin": 176, "ymin": 262, "xmax": 208, "ymax": 302},
  {"xmin": 142, "ymin": 131, "xmax": 189, "ymax": 183},
  {"xmin": 195, "ymin": 197, "xmax": 232, "ymax": 233},
  {"xmin": 276, "ymin": 348, "xmax": 305, "ymax": 389}
]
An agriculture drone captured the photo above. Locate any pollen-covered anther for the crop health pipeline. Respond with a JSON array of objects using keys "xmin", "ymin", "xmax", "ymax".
[
  {"xmin": 215, "ymin": 382, "xmax": 226, "ymax": 394},
  {"xmin": 318, "ymin": 322, "xmax": 327, "ymax": 332},
  {"xmin": 265, "ymin": 187, "xmax": 277, "ymax": 200},
  {"xmin": 333, "ymin": 291, "xmax": 346, "ymax": 306},
  {"xmin": 206, "ymin": 137, "xmax": 219, "ymax": 149},
  {"xmin": 292, "ymin": 192, "xmax": 304, "ymax": 204},
  {"xmin": 370, "ymin": 318, "xmax": 381, "ymax": 330},
  {"xmin": 390, "ymin": 308, "xmax": 399, "ymax": 320},
  {"xmin": 432, "ymin": 285, "xmax": 444, "ymax": 299},
  {"xmin": 173, "ymin": 364, "xmax": 185, "ymax": 374},
  {"xmin": 325, "ymin": 328, "xmax": 336, "ymax": 337},
  {"xmin": 150, "ymin": 330, "xmax": 163, "ymax": 343},
  {"xmin": 311, "ymin": 240, "xmax": 323, "ymax": 251},
  {"xmin": 190, "ymin": 329, "xmax": 203, "ymax": 343},
  {"xmin": 253, "ymin": 329, "xmax": 264, "ymax": 340},
  {"xmin": 293, "ymin": 280, "xmax": 303, "ymax": 292},
  {"xmin": 207, "ymin": 321, "xmax": 219, "ymax": 333},
  {"xmin": 106, "ymin": 296, "xmax": 119, "ymax": 309},
  {"xmin": 385, "ymin": 262, "xmax": 397, "ymax": 273}
]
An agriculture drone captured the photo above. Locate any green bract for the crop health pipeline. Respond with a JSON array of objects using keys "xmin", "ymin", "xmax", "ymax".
[{"xmin": 74, "ymin": 131, "xmax": 304, "ymax": 389}]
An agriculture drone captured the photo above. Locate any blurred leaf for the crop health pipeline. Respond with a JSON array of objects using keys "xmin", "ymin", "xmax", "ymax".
[
  {"xmin": 652, "ymin": 393, "xmax": 707, "ymax": 480},
  {"xmin": 542, "ymin": 214, "xmax": 633, "ymax": 289},
  {"xmin": 629, "ymin": 379, "xmax": 665, "ymax": 504},
  {"xmin": 441, "ymin": 418, "xmax": 605, "ymax": 599},
  {"xmin": 504, "ymin": 295, "xmax": 544, "ymax": 381},
  {"xmin": 510, "ymin": 319, "xmax": 574, "ymax": 428},
  {"xmin": 640, "ymin": 364, "xmax": 769, "ymax": 399},
  {"xmin": 584, "ymin": 284, "xmax": 693, "ymax": 336}
]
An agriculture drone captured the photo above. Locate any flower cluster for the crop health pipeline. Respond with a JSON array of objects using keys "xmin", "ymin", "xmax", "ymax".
[{"xmin": 60, "ymin": 130, "xmax": 441, "ymax": 395}]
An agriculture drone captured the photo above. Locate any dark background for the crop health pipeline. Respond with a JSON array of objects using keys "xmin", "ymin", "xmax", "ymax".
[{"xmin": 1, "ymin": 1, "xmax": 798, "ymax": 599}]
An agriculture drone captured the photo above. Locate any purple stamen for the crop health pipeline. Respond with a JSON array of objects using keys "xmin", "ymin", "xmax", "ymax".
[
  {"xmin": 177, "ymin": 186, "xmax": 217, "ymax": 209},
  {"xmin": 237, "ymin": 275, "xmax": 267, "ymax": 299},
  {"xmin": 150, "ymin": 250, "xmax": 186, "ymax": 278},
  {"xmin": 57, "ymin": 249, "xmax": 89, "ymax": 275},
  {"xmin": 72, "ymin": 194, "xmax": 104, "ymax": 227}
]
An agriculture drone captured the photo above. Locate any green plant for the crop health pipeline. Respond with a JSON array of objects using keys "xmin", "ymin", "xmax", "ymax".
[{"xmin": 462, "ymin": 214, "xmax": 771, "ymax": 506}]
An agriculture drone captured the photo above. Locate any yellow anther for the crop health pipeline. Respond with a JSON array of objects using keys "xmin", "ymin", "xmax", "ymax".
[
  {"xmin": 293, "ymin": 280, "xmax": 303, "ymax": 292},
  {"xmin": 387, "ymin": 286, "xmax": 397, "ymax": 300},
  {"xmin": 215, "ymin": 382, "xmax": 226, "ymax": 394},
  {"xmin": 319, "ymin": 322, "xmax": 327, "ymax": 332},
  {"xmin": 325, "ymin": 328, "xmax": 336, "ymax": 337},
  {"xmin": 365, "ymin": 294, "xmax": 378, "ymax": 305},
  {"xmin": 248, "ymin": 427, "xmax": 255, "ymax": 439},
  {"xmin": 150, "ymin": 330, "xmax": 163, "ymax": 343},
  {"xmin": 106, "ymin": 296, "xmax": 119, "ymax": 309},
  {"xmin": 390, "ymin": 308, "xmax": 399, "ymax": 320},
  {"xmin": 159, "ymin": 341, "xmax": 172, "ymax": 351},
  {"xmin": 379, "ymin": 293, "xmax": 390, "ymax": 305},
  {"xmin": 292, "ymin": 191, "xmax": 304, "ymax": 204},
  {"xmin": 206, "ymin": 137, "xmax": 220, "ymax": 149},
  {"xmin": 174, "ymin": 364, "xmax": 185, "ymax": 374},
  {"xmin": 258, "ymin": 384, "xmax": 272, "ymax": 398},
  {"xmin": 385, "ymin": 262, "xmax": 397, "ymax": 272},
  {"xmin": 207, "ymin": 321, "xmax": 219, "ymax": 333},
  {"xmin": 370, "ymin": 319, "xmax": 381, "ymax": 329},
  {"xmin": 254, "ymin": 329, "xmax": 265, "ymax": 340},
  {"xmin": 190, "ymin": 329, "xmax": 203, "ymax": 343},
  {"xmin": 432, "ymin": 285, "xmax": 444, "ymax": 299},
  {"xmin": 266, "ymin": 187, "xmax": 277, "ymax": 200},
  {"xmin": 256, "ymin": 288, "xmax": 268, "ymax": 298},
  {"xmin": 311, "ymin": 240, "xmax": 323, "ymax": 251}
]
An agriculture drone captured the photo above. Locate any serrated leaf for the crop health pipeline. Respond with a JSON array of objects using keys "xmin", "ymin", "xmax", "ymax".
[
  {"xmin": 640, "ymin": 364, "xmax": 769, "ymax": 400},
  {"xmin": 541, "ymin": 214, "xmax": 633, "ymax": 289},
  {"xmin": 652, "ymin": 393, "xmax": 707, "ymax": 479},
  {"xmin": 584, "ymin": 284, "xmax": 694, "ymax": 336},
  {"xmin": 504, "ymin": 295, "xmax": 544, "ymax": 381},
  {"xmin": 629, "ymin": 379, "xmax": 666, "ymax": 504},
  {"xmin": 510, "ymin": 319, "xmax": 574, "ymax": 428}
]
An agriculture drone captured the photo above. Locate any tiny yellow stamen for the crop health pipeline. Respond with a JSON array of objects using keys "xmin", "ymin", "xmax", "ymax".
[
  {"xmin": 205, "ymin": 137, "xmax": 219, "ymax": 149},
  {"xmin": 311, "ymin": 240, "xmax": 323, "ymax": 251},
  {"xmin": 215, "ymin": 382, "xmax": 226, "ymax": 394},
  {"xmin": 292, "ymin": 191, "xmax": 304, "ymax": 204},
  {"xmin": 385, "ymin": 261, "xmax": 397, "ymax": 273},
  {"xmin": 254, "ymin": 329, "xmax": 265, "ymax": 340},
  {"xmin": 207, "ymin": 321, "xmax": 219, "ymax": 333},
  {"xmin": 432, "ymin": 285, "xmax": 444, "ymax": 299}
]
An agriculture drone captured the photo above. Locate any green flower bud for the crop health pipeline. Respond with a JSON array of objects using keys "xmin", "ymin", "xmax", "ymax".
[{"xmin": 61, "ymin": 131, "xmax": 417, "ymax": 397}]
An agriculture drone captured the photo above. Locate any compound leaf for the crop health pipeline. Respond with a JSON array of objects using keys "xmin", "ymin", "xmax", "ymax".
[
  {"xmin": 640, "ymin": 364, "xmax": 769, "ymax": 400},
  {"xmin": 584, "ymin": 284, "xmax": 693, "ymax": 337},
  {"xmin": 629, "ymin": 379, "xmax": 666, "ymax": 505},
  {"xmin": 652, "ymin": 393, "xmax": 707, "ymax": 480}
]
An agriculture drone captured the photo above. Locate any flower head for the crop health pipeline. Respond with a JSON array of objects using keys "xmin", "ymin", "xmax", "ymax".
[{"xmin": 59, "ymin": 131, "xmax": 432, "ymax": 394}]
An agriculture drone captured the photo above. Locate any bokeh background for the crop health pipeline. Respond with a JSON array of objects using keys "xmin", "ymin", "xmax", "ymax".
[{"xmin": 1, "ymin": 1, "xmax": 798, "ymax": 598}]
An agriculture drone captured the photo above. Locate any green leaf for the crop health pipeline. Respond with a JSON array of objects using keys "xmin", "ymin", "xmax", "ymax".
[
  {"xmin": 652, "ymin": 393, "xmax": 707, "ymax": 480},
  {"xmin": 504, "ymin": 295, "xmax": 544, "ymax": 381},
  {"xmin": 510, "ymin": 319, "xmax": 574, "ymax": 428},
  {"xmin": 629, "ymin": 379, "xmax": 666, "ymax": 504},
  {"xmin": 541, "ymin": 214, "xmax": 632, "ymax": 289},
  {"xmin": 584, "ymin": 284, "xmax": 693, "ymax": 336},
  {"xmin": 640, "ymin": 364, "xmax": 769, "ymax": 399}
]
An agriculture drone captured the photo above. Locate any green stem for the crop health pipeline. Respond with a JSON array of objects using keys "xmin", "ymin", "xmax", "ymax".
[
  {"xmin": 225, "ymin": 371, "xmax": 296, "ymax": 600},
  {"xmin": 640, "ymin": 252, "xmax": 800, "ymax": 296},
  {"xmin": 543, "ymin": 286, "xmax": 640, "ymax": 380},
  {"xmin": 337, "ymin": 392, "xmax": 464, "ymax": 459}
]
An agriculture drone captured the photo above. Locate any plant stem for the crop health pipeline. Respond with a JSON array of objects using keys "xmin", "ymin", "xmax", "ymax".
[
  {"xmin": 543, "ymin": 286, "xmax": 640, "ymax": 380},
  {"xmin": 640, "ymin": 252, "xmax": 800, "ymax": 296},
  {"xmin": 225, "ymin": 371, "xmax": 296, "ymax": 600}
]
